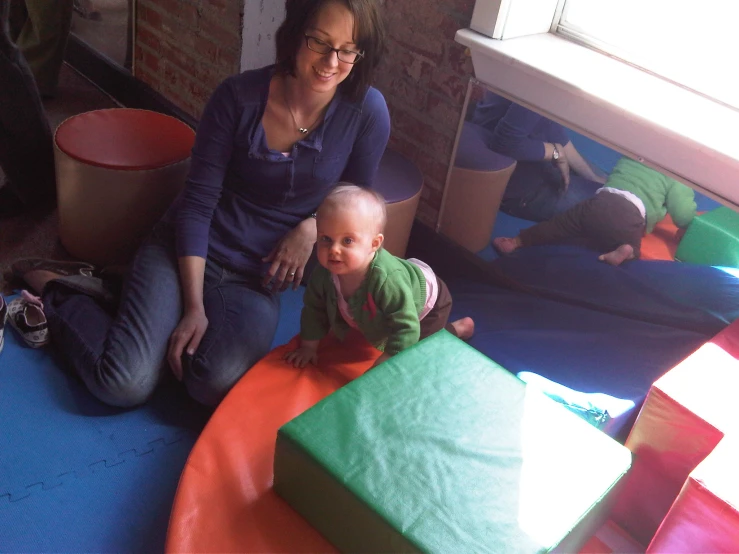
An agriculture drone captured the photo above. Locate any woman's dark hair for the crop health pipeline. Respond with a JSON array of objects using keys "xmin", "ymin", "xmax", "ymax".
[{"xmin": 275, "ymin": 0, "xmax": 386, "ymax": 102}]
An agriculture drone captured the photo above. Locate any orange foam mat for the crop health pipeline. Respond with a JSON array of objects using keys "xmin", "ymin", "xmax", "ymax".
[
  {"xmin": 640, "ymin": 215, "xmax": 680, "ymax": 261},
  {"xmin": 165, "ymin": 332, "xmax": 380, "ymax": 553}
]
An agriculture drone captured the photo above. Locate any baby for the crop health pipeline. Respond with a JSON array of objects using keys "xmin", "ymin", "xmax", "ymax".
[
  {"xmin": 493, "ymin": 157, "xmax": 697, "ymax": 265},
  {"xmin": 284, "ymin": 184, "xmax": 474, "ymax": 369}
]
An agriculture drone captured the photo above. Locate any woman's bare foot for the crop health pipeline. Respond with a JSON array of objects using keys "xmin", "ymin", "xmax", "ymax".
[
  {"xmin": 22, "ymin": 270, "xmax": 62, "ymax": 295},
  {"xmin": 492, "ymin": 236, "xmax": 522, "ymax": 255},
  {"xmin": 450, "ymin": 317, "xmax": 475, "ymax": 340},
  {"xmin": 598, "ymin": 244, "xmax": 635, "ymax": 266}
]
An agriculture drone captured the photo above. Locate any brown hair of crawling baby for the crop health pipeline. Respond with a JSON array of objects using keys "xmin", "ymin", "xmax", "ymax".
[{"xmin": 284, "ymin": 184, "xmax": 474, "ymax": 369}]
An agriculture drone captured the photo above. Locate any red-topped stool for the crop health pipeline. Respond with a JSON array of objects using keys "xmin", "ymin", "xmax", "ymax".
[{"xmin": 54, "ymin": 108, "xmax": 195, "ymax": 266}]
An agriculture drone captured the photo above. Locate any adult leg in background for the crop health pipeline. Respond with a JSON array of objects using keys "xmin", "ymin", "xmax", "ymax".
[
  {"xmin": 501, "ymin": 162, "xmax": 602, "ymax": 222},
  {"xmin": 9, "ymin": 0, "xmax": 74, "ymax": 97},
  {"xmin": 182, "ymin": 265, "xmax": 280, "ymax": 407},
  {"xmin": 42, "ymin": 223, "xmax": 183, "ymax": 407},
  {"xmin": 0, "ymin": 0, "xmax": 55, "ymax": 211}
]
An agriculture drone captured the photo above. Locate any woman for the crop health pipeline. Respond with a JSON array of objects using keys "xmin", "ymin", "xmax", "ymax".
[
  {"xmin": 471, "ymin": 91, "xmax": 606, "ymax": 222},
  {"xmin": 14, "ymin": 0, "xmax": 390, "ymax": 407}
]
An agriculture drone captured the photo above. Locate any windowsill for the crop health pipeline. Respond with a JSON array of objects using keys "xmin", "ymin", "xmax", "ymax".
[{"xmin": 455, "ymin": 29, "xmax": 739, "ymax": 209}]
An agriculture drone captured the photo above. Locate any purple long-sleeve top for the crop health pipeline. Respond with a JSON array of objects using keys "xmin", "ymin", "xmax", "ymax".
[
  {"xmin": 169, "ymin": 65, "xmax": 391, "ymax": 275},
  {"xmin": 471, "ymin": 91, "xmax": 569, "ymax": 161}
]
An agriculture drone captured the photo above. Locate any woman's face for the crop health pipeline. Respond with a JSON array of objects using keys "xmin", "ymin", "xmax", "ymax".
[{"xmin": 295, "ymin": 1, "xmax": 358, "ymax": 95}]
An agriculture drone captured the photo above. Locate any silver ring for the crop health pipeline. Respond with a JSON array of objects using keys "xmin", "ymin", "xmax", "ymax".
[{"xmin": 288, "ymin": 271, "xmax": 296, "ymax": 277}]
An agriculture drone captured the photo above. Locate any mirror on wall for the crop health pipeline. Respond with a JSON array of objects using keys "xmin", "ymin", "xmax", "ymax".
[
  {"xmin": 438, "ymin": 78, "xmax": 724, "ymax": 264},
  {"xmin": 434, "ymin": 78, "xmax": 739, "ymax": 438},
  {"xmin": 71, "ymin": 0, "xmax": 133, "ymax": 70}
]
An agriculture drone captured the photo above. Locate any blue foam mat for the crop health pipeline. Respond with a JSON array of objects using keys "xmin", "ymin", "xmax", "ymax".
[
  {"xmin": 0, "ymin": 286, "xmax": 304, "ymax": 553},
  {"xmin": 491, "ymin": 245, "xmax": 739, "ymax": 336},
  {"xmin": 447, "ymin": 245, "xmax": 739, "ymax": 436},
  {"xmin": 447, "ymin": 277, "xmax": 711, "ymax": 436}
]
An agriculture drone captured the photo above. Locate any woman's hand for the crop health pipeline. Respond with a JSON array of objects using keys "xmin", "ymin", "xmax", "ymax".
[
  {"xmin": 554, "ymin": 143, "xmax": 571, "ymax": 193},
  {"xmin": 168, "ymin": 308, "xmax": 209, "ymax": 381},
  {"xmin": 561, "ymin": 141, "xmax": 608, "ymax": 185},
  {"xmin": 262, "ymin": 217, "xmax": 317, "ymax": 292}
]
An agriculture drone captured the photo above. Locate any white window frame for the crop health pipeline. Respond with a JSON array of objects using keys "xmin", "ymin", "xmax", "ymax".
[
  {"xmin": 470, "ymin": 0, "xmax": 561, "ymax": 40},
  {"xmin": 240, "ymin": 1, "xmax": 285, "ymax": 72},
  {"xmin": 460, "ymin": 0, "xmax": 739, "ymax": 211}
]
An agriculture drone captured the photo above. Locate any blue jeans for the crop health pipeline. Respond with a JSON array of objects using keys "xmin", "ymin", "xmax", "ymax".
[
  {"xmin": 43, "ymin": 223, "xmax": 280, "ymax": 407},
  {"xmin": 501, "ymin": 161, "xmax": 602, "ymax": 222}
]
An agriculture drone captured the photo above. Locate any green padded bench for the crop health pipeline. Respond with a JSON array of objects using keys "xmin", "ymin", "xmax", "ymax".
[
  {"xmin": 274, "ymin": 332, "xmax": 632, "ymax": 553},
  {"xmin": 676, "ymin": 207, "xmax": 739, "ymax": 267}
]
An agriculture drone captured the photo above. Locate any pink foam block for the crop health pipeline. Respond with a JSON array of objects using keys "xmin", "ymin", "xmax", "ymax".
[
  {"xmin": 612, "ymin": 319, "xmax": 739, "ymax": 546},
  {"xmin": 648, "ymin": 436, "xmax": 739, "ymax": 553}
]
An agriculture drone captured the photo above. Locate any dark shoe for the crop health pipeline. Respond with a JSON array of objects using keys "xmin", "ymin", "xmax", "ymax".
[
  {"xmin": 48, "ymin": 274, "xmax": 118, "ymax": 306},
  {"xmin": 7, "ymin": 291, "xmax": 49, "ymax": 349},
  {"xmin": 12, "ymin": 258, "xmax": 96, "ymax": 282}
]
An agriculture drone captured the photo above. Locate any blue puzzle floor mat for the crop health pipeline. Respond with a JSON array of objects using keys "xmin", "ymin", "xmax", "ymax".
[{"xmin": 0, "ymin": 286, "xmax": 304, "ymax": 553}]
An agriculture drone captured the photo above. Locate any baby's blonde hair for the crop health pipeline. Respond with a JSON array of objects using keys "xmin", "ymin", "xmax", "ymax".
[{"xmin": 320, "ymin": 183, "xmax": 387, "ymax": 234}]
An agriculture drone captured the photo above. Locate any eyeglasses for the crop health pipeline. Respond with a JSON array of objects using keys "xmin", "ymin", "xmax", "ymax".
[{"xmin": 304, "ymin": 35, "xmax": 364, "ymax": 64}]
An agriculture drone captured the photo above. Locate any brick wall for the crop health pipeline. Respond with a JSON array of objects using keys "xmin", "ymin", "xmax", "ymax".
[
  {"xmin": 375, "ymin": 0, "xmax": 474, "ymax": 226},
  {"xmin": 134, "ymin": 0, "xmax": 243, "ymax": 118},
  {"xmin": 134, "ymin": 0, "xmax": 474, "ymax": 225}
]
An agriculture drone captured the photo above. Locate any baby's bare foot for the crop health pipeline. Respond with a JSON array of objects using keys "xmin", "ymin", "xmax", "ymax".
[
  {"xmin": 492, "ymin": 237, "xmax": 521, "ymax": 255},
  {"xmin": 451, "ymin": 317, "xmax": 475, "ymax": 340},
  {"xmin": 598, "ymin": 244, "xmax": 635, "ymax": 266}
]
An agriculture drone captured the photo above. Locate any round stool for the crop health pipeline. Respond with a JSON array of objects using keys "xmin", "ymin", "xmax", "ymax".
[
  {"xmin": 439, "ymin": 121, "xmax": 516, "ymax": 253},
  {"xmin": 54, "ymin": 108, "xmax": 195, "ymax": 266},
  {"xmin": 374, "ymin": 149, "xmax": 423, "ymax": 258}
]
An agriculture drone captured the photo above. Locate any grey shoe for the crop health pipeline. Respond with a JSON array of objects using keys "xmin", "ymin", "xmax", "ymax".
[{"xmin": 7, "ymin": 291, "xmax": 49, "ymax": 349}]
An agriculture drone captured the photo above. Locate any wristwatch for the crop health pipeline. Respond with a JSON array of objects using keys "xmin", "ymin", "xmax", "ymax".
[{"xmin": 552, "ymin": 144, "xmax": 560, "ymax": 162}]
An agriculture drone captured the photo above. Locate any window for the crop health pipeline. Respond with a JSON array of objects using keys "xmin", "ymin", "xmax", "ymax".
[
  {"xmin": 556, "ymin": 0, "xmax": 738, "ymax": 110},
  {"xmin": 460, "ymin": 0, "xmax": 739, "ymax": 211}
]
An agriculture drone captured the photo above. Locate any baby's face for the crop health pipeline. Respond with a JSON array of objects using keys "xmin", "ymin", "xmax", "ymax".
[{"xmin": 316, "ymin": 204, "xmax": 381, "ymax": 277}]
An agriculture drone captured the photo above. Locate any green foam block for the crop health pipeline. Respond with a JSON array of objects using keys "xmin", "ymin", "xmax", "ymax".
[
  {"xmin": 676, "ymin": 207, "xmax": 739, "ymax": 267},
  {"xmin": 274, "ymin": 331, "xmax": 632, "ymax": 553}
]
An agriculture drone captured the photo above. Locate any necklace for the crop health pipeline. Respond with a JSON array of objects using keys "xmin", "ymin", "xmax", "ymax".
[{"xmin": 283, "ymin": 84, "xmax": 310, "ymax": 135}]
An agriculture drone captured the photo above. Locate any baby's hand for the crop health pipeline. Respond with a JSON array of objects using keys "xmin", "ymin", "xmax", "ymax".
[{"xmin": 283, "ymin": 344, "xmax": 319, "ymax": 368}]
